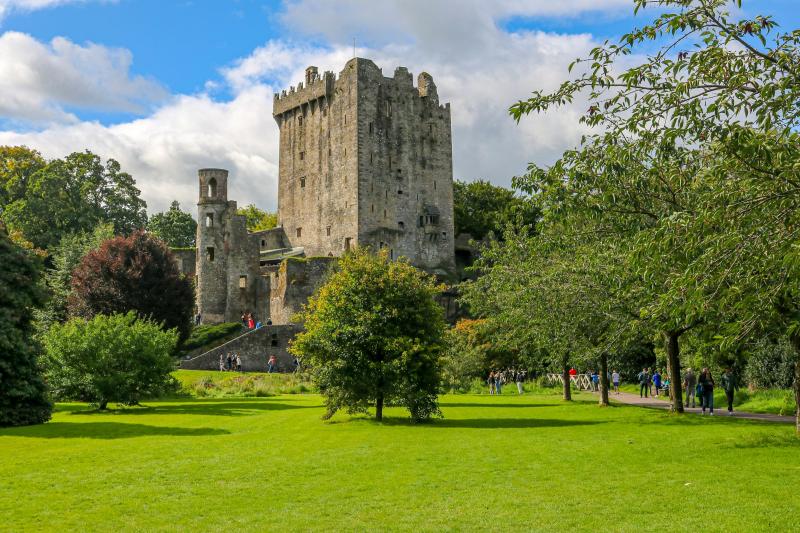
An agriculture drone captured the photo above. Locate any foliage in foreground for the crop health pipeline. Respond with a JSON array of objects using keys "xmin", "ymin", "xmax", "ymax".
[
  {"xmin": 69, "ymin": 231, "xmax": 194, "ymax": 342},
  {"xmin": 291, "ymin": 249, "xmax": 446, "ymax": 421},
  {"xmin": 0, "ymin": 227, "xmax": 52, "ymax": 427},
  {"xmin": 42, "ymin": 312, "xmax": 178, "ymax": 409}
]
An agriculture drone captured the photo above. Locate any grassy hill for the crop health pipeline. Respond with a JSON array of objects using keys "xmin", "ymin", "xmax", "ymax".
[{"xmin": 1, "ymin": 388, "xmax": 797, "ymax": 531}]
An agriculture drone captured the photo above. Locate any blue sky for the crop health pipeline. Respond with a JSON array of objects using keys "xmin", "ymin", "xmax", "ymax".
[{"xmin": 0, "ymin": 0, "xmax": 797, "ymax": 213}]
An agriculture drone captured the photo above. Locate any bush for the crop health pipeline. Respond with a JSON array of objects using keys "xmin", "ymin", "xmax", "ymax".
[
  {"xmin": 744, "ymin": 337, "xmax": 796, "ymax": 389},
  {"xmin": 179, "ymin": 322, "xmax": 243, "ymax": 355},
  {"xmin": 440, "ymin": 320, "xmax": 491, "ymax": 392},
  {"xmin": 42, "ymin": 312, "xmax": 179, "ymax": 409}
]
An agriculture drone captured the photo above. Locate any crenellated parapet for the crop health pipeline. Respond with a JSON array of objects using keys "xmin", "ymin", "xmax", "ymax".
[{"xmin": 272, "ymin": 67, "xmax": 335, "ymax": 117}]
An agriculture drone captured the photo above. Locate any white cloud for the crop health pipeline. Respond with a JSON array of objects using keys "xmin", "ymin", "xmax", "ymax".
[
  {"xmin": 0, "ymin": 0, "xmax": 109, "ymax": 21},
  {"xmin": 0, "ymin": 1, "xmax": 617, "ymax": 215},
  {"xmin": 0, "ymin": 32, "xmax": 167, "ymax": 125}
]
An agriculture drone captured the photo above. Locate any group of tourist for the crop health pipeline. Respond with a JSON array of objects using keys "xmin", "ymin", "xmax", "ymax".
[
  {"xmin": 219, "ymin": 352, "xmax": 242, "ymax": 372},
  {"xmin": 636, "ymin": 366, "xmax": 740, "ymax": 415},
  {"xmin": 487, "ymin": 369, "xmax": 527, "ymax": 395}
]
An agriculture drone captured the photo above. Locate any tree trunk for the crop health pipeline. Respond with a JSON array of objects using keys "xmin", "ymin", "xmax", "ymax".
[
  {"xmin": 599, "ymin": 352, "xmax": 609, "ymax": 407},
  {"xmin": 665, "ymin": 331, "xmax": 684, "ymax": 414},
  {"xmin": 562, "ymin": 357, "xmax": 572, "ymax": 401},
  {"xmin": 375, "ymin": 393, "xmax": 384, "ymax": 421},
  {"xmin": 789, "ymin": 335, "xmax": 800, "ymax": 436},
  {"xmin": 99, "ymin": 400, "xmax": 108, "ymax": 411}
]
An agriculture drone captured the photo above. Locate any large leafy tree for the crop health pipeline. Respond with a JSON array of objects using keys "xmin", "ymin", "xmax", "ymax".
[
  {"xmin": 291, "ymin": 249, "xmax": 446, "ymax": 422},
  {"xmin": 453, "ymin": 179, "xmax": 538, "ymax": 240},
  {"xmin": 510, "ymin": 0, "xmax": 800, "ymax": 424},
  {"xmin": 237, "ymin": 204, "xmax": 277, "ymax": 232},
  {"xmin": 147, "ymin": 200, "xmax": 197, "ymax": 248},
  {"xmin": 1, "ymin": 150, "xmax": 147, "ymax": 249},
  {"xmin": 42, "ymin": 312, "xmax": 178, "ymax": 409},
  {"xmin": 0, "ymin": 226, "xmax": 52, "ymax": 427},
  {"xmin": 0, "ymin": 146, "xmax": 46, "ymax": 210},
  {"xmin": 68, "ymin": 231, "xmax": 194, "ymax": 342}
]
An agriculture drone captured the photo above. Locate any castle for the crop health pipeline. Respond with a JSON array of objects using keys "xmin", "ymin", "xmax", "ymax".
[{"xmin": 181, "ymin": 58, "xmax": 457, "ymax": 371}]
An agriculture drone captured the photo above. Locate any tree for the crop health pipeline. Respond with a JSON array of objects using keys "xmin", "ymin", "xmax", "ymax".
[
  {"xmin": 68, "ymin": 231, "xmax": 194, "ymax": 342},
  {"xmin": 237, "ymin": 204, "xmax": 277, "ymax": 232},
  {"xmin": 441, "ymin": 319, "xmax": 494, "ymax": 392},
  {"xmin": 291, "ymin": 249, "xmax": 446, "ymax": 421},
  {"xmin": 0, "ymin": 146, "xmax": 46, "ymax": 211},
  {"xmin": 507, "ymin": 0, "xmax": 800, "ymax": 420},
  {"xmin": 42, "ymin": 312, "xmax": 178, "ymax": 409},
  {"xmin": 0, "ymin": 225, "xmax": 52, "ymax": 426},
  {"xmin": 147, "ymin": 201, "xmax": 197, "ymax": 248},
  {"xmin": 33, "ymin": 223, "xmax": 115, "ymax": 338},
  {"xmin": 453, "ymin": 179, "xmax": 538, "ymax": 240},
  {"xmin": 1, "ymin": 150, "xmax": 147, "ymax": 249}
]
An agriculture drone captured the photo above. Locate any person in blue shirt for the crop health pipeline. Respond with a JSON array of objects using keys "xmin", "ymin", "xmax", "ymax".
[
  {"xmin": 590, "ymin": 371, "xmax": 600, "ymax": 392},
  {"xmin": 652, "ymin": 369, "xmax": 662, "ymax": 398}
]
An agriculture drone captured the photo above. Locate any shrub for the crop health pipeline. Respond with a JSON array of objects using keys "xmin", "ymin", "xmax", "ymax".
[
  {"xmin": 180, "ymin": 322, "xmax": 243, "ymax": 355},
  {"xmin": 744, "ymin": 337, "xmax": 796, "ymax": 389},
  {"xmin": 42, "ymin": 312, "xmax": 179, "ymax": 409}
]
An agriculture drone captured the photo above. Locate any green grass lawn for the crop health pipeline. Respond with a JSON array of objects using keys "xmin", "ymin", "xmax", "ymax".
[
  {"xmin": 1, "ymin": 387, "xmax": 798, "ymax": 531},
  {"xmin": 618, "ymin": 383, "xmax": 795, "ymax": 415}
]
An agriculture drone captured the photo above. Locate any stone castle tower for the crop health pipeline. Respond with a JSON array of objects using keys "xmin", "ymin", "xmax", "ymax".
[
  {"xmin": 272, "ymin": 57, "xmax": 455, "ymax": 274},
  {"xmin": 191, "ymin": 58, "xmax": 457, "ymax": 327}
]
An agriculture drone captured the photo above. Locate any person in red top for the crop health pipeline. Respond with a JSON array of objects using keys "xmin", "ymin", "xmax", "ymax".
[
  {"xmin": 568, "ymin": 367, "xmax": 577, "ymax": 376},
  {"xmin": 247, "ymin": 313, "xmax": 255, "ymax": 329}
]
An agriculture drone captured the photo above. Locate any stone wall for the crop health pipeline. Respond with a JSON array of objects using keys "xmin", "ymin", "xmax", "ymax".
[
  {"xmin": 269, "ymin": 257, "xmax": 335, "ymax": 325},
  {"xmin": 356, "ymin": 61, "xmax": 456, "ymax": 276},
  {"xmin": 171, "ymin": 248, "xmax": 196, "ymax": 278},
  {"xmin": 180, "ymin": 324, "xmax": 301, "ymax": 372},
  {"xmin": 274, "ymin": 61, "xmax": 359, "ymax": 258}
]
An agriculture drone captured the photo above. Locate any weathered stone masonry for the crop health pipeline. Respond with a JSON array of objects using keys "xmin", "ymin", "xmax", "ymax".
[{"xmin": 183, "ymin": 58, "xmax": 457, "ymax": 371}]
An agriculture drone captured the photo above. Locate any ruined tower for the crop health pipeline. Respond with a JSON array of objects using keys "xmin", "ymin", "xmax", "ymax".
[
  {"xmin": 195, "ymin": 168, "xmax": 268, "ymax": 323},
  {"xmin": 272, "ymin": 58, "xmax": 455, "ymax": 274}
]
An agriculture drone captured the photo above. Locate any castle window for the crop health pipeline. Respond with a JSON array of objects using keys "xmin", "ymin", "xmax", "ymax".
[
  {"xmin": 239, "ymin": 275, "xmax": 247, "ymax": 289},
  {"xmin": 398, "ymin": 221, "xmax": 405, "ymax": 229},
  {"xmin": 261, "ymin": 239, "xmax": 266, "ymax": 247},
  {"xmin": 371, "ymin": 204, "xmax": 374, "ymax": 213},
  {"xmin": 296, "ymin": 227, "xmax": 302, "ymax": 238},
  {"xmin": 344, "ymin": 115, "xmax": 347, "ymax": 125},
  {"xmin": 390, "ymin": 249, "xmax": 394, "ymax": 260},
  {"xmin": 205, "ymin": 213, "xmax": 214, "ymax": 227},
  {"xmin": 369, "ymin": 122, "xmax": 373, "ymax": 134},
  {"xmin": 207, "ymin": 178, "xmax": 217, "ymax": 198},
  {"xmin": 419, "ymin": 216, "xmax": 424, "ymax": 227},
  {"xmin": 370, "ymin": 153, "xmax": 373, "ymax": 164},
  {"xmin": 298, "ymin": 116, "xmax": 303, "ymax": 126},
  {"xmin": 206, "ymin": 247, "xmax": 215, "ymax": 262},
  {"xmin": 326, "ymin": 226, "xmax": 331, "ymax": 236},
  {"xmin": 429, "ymin": 124, "xmax": 433, "ymax": 133},
  {"xmin": 434, "ymin": 181, "xmax": 437, "ymax": 190},
  {"xmin": 383, "ymin": 209, "xmax": 387, "ymax": 219},
  {"xmin": 379, "ymin": 241, "xmax": 385, "ymax": 249},
  {"xmin": 344, "ymin": 237, "xmax": 352, "ymax": 251},
  {"xmin": 299, "ymin": 151, "xmax": 305, "ymax": 160},
  {"xmin": 329, "ymin": 147, "xmax": 332, "ymax": 156},
  {"xmin": 397, "ymin": 190, "xmax": 403, "ymax": 195},
  {"xmin": 300, "ymin": 177, "xmax": 306, "ymax": 188},
  {"xmin": 386, "ymin": 101, "xmax": 392, "ymax": 116}
]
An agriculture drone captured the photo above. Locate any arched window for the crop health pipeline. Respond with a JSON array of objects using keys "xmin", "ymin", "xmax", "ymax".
[{"xmin": 207, "ymin": 178, "xmax": 217, "ymax": 198}]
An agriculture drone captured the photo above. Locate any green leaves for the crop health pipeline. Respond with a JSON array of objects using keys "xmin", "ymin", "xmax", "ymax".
[
  {"xmin": 147, "ymin": 201, "xmax": 197, "ymax": 248},
  {"xmin": 291, "ymin": 249, "xmax": 446, "ymax": 421}
]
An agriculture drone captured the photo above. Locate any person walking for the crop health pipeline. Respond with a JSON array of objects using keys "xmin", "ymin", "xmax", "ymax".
[
  {"xmin": 652, "ymin": 369, "xmax": 662, "ymax": 398},
  {"xmin": 699, "ymin": 367, "xmax": 715, "ymax": 415},
  {"xmin": 515, "ymin": 370, "xmax": 524, "ymax": 394},
  {"xmin": 721, "ymin": 368, "xmax": 739, "ymax": 416},
  {"xmin": 683, "ymin": 368, "xmax": 697, "ymax": 408},
  {"xmin": 235, "ymin": 353, "xmax": 242, "ymax": 372},
  {"xmin": 225, "ymin": 353, "xmax": 233, "ymax": 371},
  {"xmin": 487, "ymin": 371, "xmax": 496, "ymax": 395},
  {"xmin": 611, "ymin": 370, "xmax": 620, "ymax": 395},
  {"xmin": 219, "ymin": 354, "xmax": 225, "ymax": 372},
  {"xmin": 495, "ymin": 371, "xmax": 503, "ymax": 395},
  {"xmin": 267, "ymin": 354, "xmax": 277, "ymax": 373},
  {"xmin": 637, "ymin": 368, "xmax": 650, "ymax": 398},
  {"xmin": 591, "ymin": 371, "xmax": 600, "ymax": 392}
]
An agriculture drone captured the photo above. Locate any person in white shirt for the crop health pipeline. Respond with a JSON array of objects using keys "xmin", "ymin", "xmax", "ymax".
[{"xmin": 611, "ymin": 370, "xmax": 621, "ymax": 395}]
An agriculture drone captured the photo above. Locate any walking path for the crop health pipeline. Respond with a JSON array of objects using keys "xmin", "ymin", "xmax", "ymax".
[{"xmin": 606, "ymin": 390, "xmax": 795, "ymax": 424}]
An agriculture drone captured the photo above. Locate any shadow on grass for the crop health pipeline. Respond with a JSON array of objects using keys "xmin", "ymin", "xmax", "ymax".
[
  {"xmin": 731, "ymin": 433, "xmax": 800, "ymax": 449},
  {"xmin": 63, "ymin": 399, "xmax": 319, "ymax": 418},
  {"xmin": 361, "ymin": 417, "xmax": 604, "ymax": 429},
  {"xmin": 441, "ymin": 403, "xmax": 555, "ymax": 409},
  {"xmin": 0, "ymin": 422, "xmax": 229, "ymax": 439}
]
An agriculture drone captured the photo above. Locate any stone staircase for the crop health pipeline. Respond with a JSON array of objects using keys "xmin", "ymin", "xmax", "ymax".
[{"xmin": 180, "ymin": 324, "xmax": 300, "ymax": 372}]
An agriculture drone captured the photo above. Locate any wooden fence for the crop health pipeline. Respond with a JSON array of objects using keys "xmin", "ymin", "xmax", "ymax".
[{"xmin": 546, "ymin": 373, "xmax": 593, "ymax": 391}]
